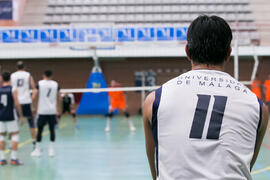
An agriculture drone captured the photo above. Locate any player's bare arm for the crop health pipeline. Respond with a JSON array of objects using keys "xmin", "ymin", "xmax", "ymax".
[
  {"xmin": 33, "ymin": 89, "xmax": 39, "ymax": 116},
  {"xmin": 30, "ymin": 76, "xmax": 38, "ymax": 101},
  {"xmin": 251, "ymin": 103, "xmax": 269, "ymax": 169},
  {"xmin": 143, "ymin": 91, "xmax": 156, "ymax": 180},
  {"xmin": 57, "ymin": 90, "xmax": 62, "ymax": 115},
  {"xmin": 13, "ymin": 88, "xmax": 24, "ymax": 125}
]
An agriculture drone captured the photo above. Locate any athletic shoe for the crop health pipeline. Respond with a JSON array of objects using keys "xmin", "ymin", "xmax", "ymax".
[
  {"xmin": 0, "ymin": 159, "xmax": 7, "ymax": 166},
  {"xmin": 31, "ymin": 148, "xmax": 41, "ymax": 157},
  {"xmin": 105, "ymin": 126, "xmax": 110, "ymax": 132},
  {"xmin": 10, "ymin": 159, "xmax": 24, "ymax": 166},
  {"xmin": 130, "ymin": 126, "xmax": 136, "ymax": 131},
  {"xmin": 33, "ymin": 141, "xmax": 36, "ymax": 150},
  {"xmin": 48, "ymin": 148, "xmax": 55, "ymax": 157}
]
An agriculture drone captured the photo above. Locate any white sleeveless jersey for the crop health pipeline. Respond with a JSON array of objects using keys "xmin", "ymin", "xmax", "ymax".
[
  {"xmin": 11, "ymin": 71, "xmax": 32, "ymax": 104},
  {"xmin": 153, "ymin": 70, "xmax": 261, "ymax": 180},
  {"xmin": 37, "ymin": 80, "xmax": 59, "ymax": 115}
]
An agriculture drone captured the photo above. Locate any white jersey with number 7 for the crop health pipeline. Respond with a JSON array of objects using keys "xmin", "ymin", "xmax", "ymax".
[
  {"xmin": 153, "ymin": 69, "xmax": 261, "ymax": 180},
  {"xmin": 37, "ymin": 80, "xmax": 59, "ymax": 115}
]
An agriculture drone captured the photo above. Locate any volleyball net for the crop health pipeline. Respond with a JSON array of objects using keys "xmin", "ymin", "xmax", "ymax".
[{"xmin": 61, "ymin": 86, "xmax": 159, "ymax": 116}]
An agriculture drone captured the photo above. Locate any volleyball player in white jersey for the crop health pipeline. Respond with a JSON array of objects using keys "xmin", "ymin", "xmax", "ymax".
[
  {"xmin": 31, "ymin": 70, "xmax": 61, "ymax": 157},
  {"xmin": 11, "ymin": 61, "xmax": 37, "ymax": 148},
  {"xmin": 143, "ymin": 16, "xmax": 269, "ymax": 180}
]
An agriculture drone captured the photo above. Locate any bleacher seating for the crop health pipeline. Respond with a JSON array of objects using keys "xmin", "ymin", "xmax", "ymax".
[{"xmin": 43, "ymin": 0, "xmax": 260, "ymax": 44}]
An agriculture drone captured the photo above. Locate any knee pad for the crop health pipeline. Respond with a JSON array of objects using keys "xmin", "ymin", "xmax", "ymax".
[
  {"xmin": 124, "ymin": 112, "xmax": 130, "ymax": 118},
  {"xmin": 0, "ymin": 135, "xmax": 5, "ymax": 141},
  {"xmin": 11, "ymin": 134, "xmax": 19, "ymax": 142}
]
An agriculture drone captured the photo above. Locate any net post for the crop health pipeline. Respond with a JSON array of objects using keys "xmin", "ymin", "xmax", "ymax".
[
  {"xmin": 234, "ymin": 32, "xmax": 239, "ymax": 81},
  {"xmin": 141, "ymin": 71, "xmax": 146, "ymax": 109}
]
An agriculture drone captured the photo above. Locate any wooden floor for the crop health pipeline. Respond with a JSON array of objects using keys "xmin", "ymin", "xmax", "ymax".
[{"xmin": 0, "ymin": 115, "xmax": 269, "ymax": 180}]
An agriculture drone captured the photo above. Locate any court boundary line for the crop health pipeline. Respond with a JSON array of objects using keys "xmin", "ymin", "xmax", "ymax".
[
  {"xmin": 5, "ymin": 123, "xmax": 68, "ymax": 154},
  {"xmin": 3, "ymin": 121, "xmax": 270, "ymax": 177},
  {"xmin": 252, "ymin": 164, "xmax": 270, "ymax": 178}
]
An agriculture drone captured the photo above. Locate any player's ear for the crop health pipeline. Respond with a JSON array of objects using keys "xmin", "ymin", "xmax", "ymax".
[
  {"xmin": 225, "ymin": 46, "xmax": 232, "ymax": 62},
  {"xmin": 185, "ymin": 44, "xmax": 191, "ymax": 62}
]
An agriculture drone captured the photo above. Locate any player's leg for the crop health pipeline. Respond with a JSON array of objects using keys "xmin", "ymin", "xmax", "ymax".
[
  {"xmin": 71, "ymin": 110, "xmax": 79, "ymax": 129},
  {"xmin": 22, "ymin": 104, "xmax": 36, "ymax": 148},
  {"xmin": 48, "ymin": 115, "xmax": 57, "ymax": 157},
  {"xmin": 120, "ymin": 102, "xmax": 136, "ymax": 131},
  {"xmin": 31, "ymin": 115, "xmax": 46, "ymax": 157},
  {"xmin": 105, "ymin": 107, "xmax": 114, "ymax": 132},
  {"xmin": 9, "ymin": 132, "xmax": 23, "ymax": 165},
  {"xmin": 27, "ymin": 116, "xmax": 36, "ymax": 148},
  {"xmin": 0, "ymin": 122, "xmax": 7, "ymax": 165},
  {"xmin": 7, "ymin": 120, "xmax": 23, "ymax": 165},
  {"xmin": 123, "ymin": 110, "xmax": 136, "ymax": 131}
]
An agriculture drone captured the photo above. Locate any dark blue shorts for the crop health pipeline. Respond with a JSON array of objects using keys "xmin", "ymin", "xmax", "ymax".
[
  {"xmin": 37, "ymin": 115, "xmax": 57, "ymax": 128},
  {"xmin": 21, "ymin": 104, "xmax": 35, "ymax": 128},
  {"xmin": 21, "ymin": 104, "xmax": 33, "ymax": 117}
]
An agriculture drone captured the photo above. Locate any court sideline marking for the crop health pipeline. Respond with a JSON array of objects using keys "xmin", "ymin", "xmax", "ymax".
[
  {"xmin": 4, "ymin": 123, "xmax": 68, "ymax": 154},
  {"xmin": 252, "ymin": 164, "xmax": 270, "ymax": 178}
]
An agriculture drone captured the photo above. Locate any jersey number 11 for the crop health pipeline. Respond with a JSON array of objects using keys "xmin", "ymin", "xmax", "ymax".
[{"xmin": 189, "ymin": 94, "xmax": 227, "ymax": 140}]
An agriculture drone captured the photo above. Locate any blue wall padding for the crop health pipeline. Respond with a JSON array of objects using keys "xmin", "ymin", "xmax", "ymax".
[{"xmin": 77, "ymin": 71, "xmax": 109, "ymax": 115}]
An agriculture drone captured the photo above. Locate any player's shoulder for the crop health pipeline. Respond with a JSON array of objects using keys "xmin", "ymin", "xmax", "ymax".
[
  {"xmin": 162, "ymin": 71, "xmax": 191, "ymax": 87},
  {"xmin": 51, "ymin": 80, "xmax": 58, "ymax": 86}
]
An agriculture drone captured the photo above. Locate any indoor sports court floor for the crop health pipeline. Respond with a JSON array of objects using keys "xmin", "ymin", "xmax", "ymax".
[{"xmin": 0, "ymin": 115, "xmax": 269, "ymax": 180}]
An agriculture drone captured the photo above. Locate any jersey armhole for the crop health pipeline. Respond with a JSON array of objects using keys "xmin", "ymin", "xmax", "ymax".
[
  {"xmin": 252, "ymin": 97, "xmax": 263, "ymax": 171},
  {"xmin": 257, "ymin": 98, "xmax": 263, "ymax": 131},
  {"xmin": 151, "ymin": 86, "xmax": 162, "ymax": 177}
]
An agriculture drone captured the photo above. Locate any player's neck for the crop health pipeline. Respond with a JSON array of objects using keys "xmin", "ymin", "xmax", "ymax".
[
  {"xmin": 2, "ymin": 82, "xmax": 10, "ymax": 86},
  {"xmin": 17, "ymin": 69, "xmax": 25, "ymax": 72},
  {"xmin": 192, "ymin": 63, "xmax": 224, "ymax": 71}
]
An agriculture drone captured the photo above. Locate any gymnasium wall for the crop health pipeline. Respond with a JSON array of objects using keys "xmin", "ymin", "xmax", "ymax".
[{"xmin": 0, "ymin": 57, "xmax": 269, "ymax": 114}]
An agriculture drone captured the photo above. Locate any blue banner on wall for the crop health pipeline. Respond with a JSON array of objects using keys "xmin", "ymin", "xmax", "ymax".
[
  {"xmin": 0, "ymin": 26, "xmax": 187, "ymax": 44},
  {"xmin": 0, "ymin": 0, "xmax": 12, "ymax": 20}
]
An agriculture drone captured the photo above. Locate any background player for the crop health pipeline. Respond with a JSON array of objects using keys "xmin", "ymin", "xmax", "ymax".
[
  {"xmin": 264, "ymin": 74, "xmax": 270, "ymax": 111},
  {"xmin": 143, "ymin": 16, "xmax": 269, "ymax": 180},
  {"xmin": 11, "ymin": 61, "xmax": 37, "ymax": 148},
  {"xmin": 31, "ymin": 70, "xmax": 61, "ymax": 157},
  {"xmin": 0, "ymin": 72, "xmax": 24, "ymax": 165},
  {"xmin": 61, "ymin": 93, "xmax": 78, "ymax": 128},
  {"xmin": 105, "ymin": 80, "xmax": 136, "ymax": 132},
  {"xmin": 251, "ymin": 73, "xmax": 262, "ymax": 99}
]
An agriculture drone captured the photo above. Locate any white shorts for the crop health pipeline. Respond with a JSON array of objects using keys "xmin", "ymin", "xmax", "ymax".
[{"xmin": 0, "ymin": 120, "xmax": 19, "ymax": 133}]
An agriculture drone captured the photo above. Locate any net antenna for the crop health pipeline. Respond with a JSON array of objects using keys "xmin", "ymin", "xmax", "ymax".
[{"xmin": 234, "ymin": 11, "xmax": 239, "ymax": 81}]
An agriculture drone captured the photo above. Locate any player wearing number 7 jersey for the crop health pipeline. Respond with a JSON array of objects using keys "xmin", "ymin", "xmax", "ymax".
[
  {"xmin": 31, "ymin": 70, "xmax": 61, "ymax": 157},
  {"xmin": 143, "ymin": 16, "xmax": 269, "ymax": 180}
]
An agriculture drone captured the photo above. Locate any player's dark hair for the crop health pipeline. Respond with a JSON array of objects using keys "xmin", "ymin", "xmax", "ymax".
[
  {"xmin": 17, "ymin": 61, "xmax": 24, "ymax": 70},
  {"xmin": 1, "ymin": 71, "xmax": 11, "ymax": 82},
  {"xmin": 187, "ymin": 15, "xmax": 232, "ymax": 65},
  {"xmin": 44, "ymin": 70, "xmax": 53, "ymax": 77}
]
